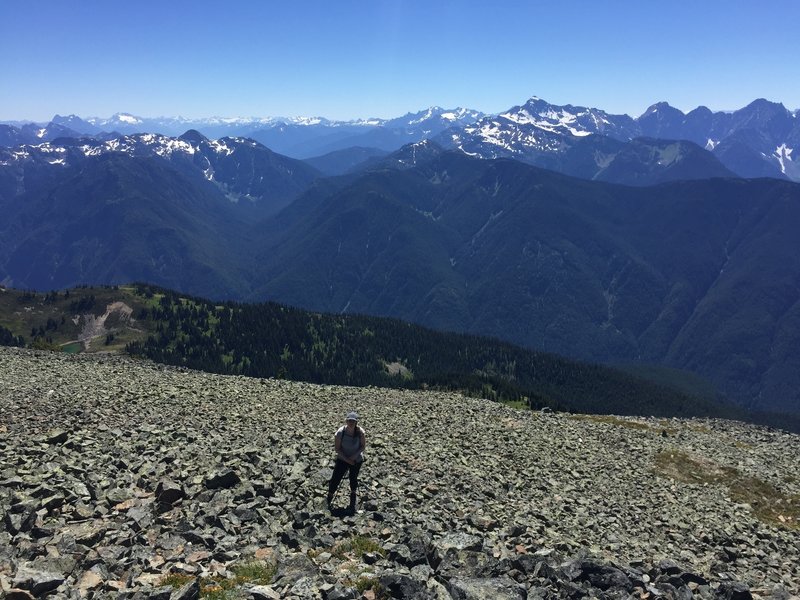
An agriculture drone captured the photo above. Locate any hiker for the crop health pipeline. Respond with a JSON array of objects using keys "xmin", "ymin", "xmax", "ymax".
[{"xmin": 326, "ymin": 411, "xmax": 366, "ymax": 513}]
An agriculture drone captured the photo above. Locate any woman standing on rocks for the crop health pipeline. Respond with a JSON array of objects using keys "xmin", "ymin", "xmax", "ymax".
[{"xmin": 327, "ymin": 411, "xmax": 366, "ymax": 513}]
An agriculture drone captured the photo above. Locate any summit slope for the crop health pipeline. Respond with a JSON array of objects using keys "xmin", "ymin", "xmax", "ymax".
[{"xmin": 1, "ymin": 347, "xmax": 798, "ymax": 598}]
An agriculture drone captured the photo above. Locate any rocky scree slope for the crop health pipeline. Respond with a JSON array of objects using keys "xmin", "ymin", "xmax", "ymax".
[{"xmin": 0, "ymin": 347, "xmax": 798, "ymax": 599}]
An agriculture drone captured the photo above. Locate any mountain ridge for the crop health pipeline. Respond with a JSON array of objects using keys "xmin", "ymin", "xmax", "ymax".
[{"xmin": 4, "ymin": 96, "xmax": 797, "ymax": 180}]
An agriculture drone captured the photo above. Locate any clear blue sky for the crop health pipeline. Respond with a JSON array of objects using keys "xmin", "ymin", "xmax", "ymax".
[{"xmin": 2, "ymin": 0, "xmax": 799, "ymax": 122}]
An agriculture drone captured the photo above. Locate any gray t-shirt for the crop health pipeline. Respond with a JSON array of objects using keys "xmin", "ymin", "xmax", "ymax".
[{"xmin": 336, "ymin": 425, "xmax": 364, "ymax": 461}]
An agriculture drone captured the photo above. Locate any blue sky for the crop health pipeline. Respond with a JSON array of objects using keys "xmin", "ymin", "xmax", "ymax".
[{"xmin": 2, "ymin": 0, "xmax": 799, "ymax": 122}]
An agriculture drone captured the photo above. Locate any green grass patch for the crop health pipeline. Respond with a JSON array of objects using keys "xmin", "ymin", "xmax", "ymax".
[
  {"xmin": 500, "ymin": 399, "xmax": 530, "ymax": 410},
  {"xmin": 160, "ymin": 573, "xmax": 195, "ymax": 588},
  {"xmin": 570, "ymin": 414, "xmax": 654, "ymax": 431},
  {"xmin": 325, "ymin": 535, "xmax": 385, "ymax": 560},
  {"xmin": 230, "ymin": 561, "xmax": 277, "ymax": 584},
  {"xmin": 654, "ymin": 450, "xmax": 800, "ymax": 529},
  {"xmin": 159, "ymin": 560, "xmax": 276, "ymax": 599}
]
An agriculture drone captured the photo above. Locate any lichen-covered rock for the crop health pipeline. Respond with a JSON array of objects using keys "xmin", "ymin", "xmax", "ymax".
[{"xmin": 447, "ymin": 576, "xmax": 526, "ymax": 600}]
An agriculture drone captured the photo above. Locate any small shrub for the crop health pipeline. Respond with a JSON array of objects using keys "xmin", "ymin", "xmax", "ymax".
[
  {"xmin": 500, "ymin": 399, "xmax": 529, "ymax": 410},
  {"xmin": 159, "ymin": 573, "xmax": 195, "ymax": 589},
  {"xmin": 30, "ymin": 338, "xmax": 61, "ymax": 352},
  {"xmin": 231, "ymin": 561, "xmax": 277, "ymax": 585},
  {"xmin": 329, "ymin": 535, "xmax": 385, "ymax": 560},
  {"xmin": 158, "ymin": 560, "xmax": 276, "ymax": 599},
  {"xmin": 354, "ymin": 575, "xmax": 387, "ymax": 598},
  {"xmin": 349, "ymin": 535, "xmax": 385, "ymax": 558}
]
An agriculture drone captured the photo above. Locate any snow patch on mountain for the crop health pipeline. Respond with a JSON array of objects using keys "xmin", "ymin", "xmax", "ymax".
[
  {"xmin": 476, "ymin": 121, "xmax": 513, "ymax": 149},
  {"xmin": 500, "ymin": 108, "xmax": 593, "ymax": 137},
  {"xmin": 116, "ymin": 114, "xmax": 143, "ymax": 125},
  {"xmin": 774, "ymin": 144, "xmax": 794, "ymax": 174},
  {"xmin": 209, "ymin": 139, "xmax": 234, "ymax": 156}
]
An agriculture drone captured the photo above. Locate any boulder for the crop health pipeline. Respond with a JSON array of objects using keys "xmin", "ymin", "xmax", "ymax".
[
  {"xmin": 205, "ymin": 469, "xmax": 241, "ymax": 490},
  {"xmin": 447, "ymin": 576, "xmax": 526, "ymax": 600},
  {"xmin": 156, "ymin": 478, "xmax": 185, "ymax": 505}
]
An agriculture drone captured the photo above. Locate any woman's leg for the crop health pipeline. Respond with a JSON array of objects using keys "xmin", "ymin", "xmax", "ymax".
[
  {"xmin": 347, "ymin": 461, "xmax": 362, "ymax": 510},
  {"xmin": 327, "ymin": 459, "xmax": 349, "ymax": 505}
]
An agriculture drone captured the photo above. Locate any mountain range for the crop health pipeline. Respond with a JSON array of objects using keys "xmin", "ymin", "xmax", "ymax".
[
  {"xmin": 2, "ymin": 94, "xmax": 800, "ymax": 419},
  {"xmin": 440, "ymin": 97, "xmax": 800, "ymax": 182},
  {"xmin": 3, "ymin": 96, "xmax": 797, "ymax": 181}
]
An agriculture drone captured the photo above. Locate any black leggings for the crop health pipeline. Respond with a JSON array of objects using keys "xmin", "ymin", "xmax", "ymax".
[{"xmin": 328, "ymin": 458, "xmax": 362, "ymax": 497}]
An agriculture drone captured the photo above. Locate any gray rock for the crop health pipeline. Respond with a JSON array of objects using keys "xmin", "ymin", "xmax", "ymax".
[
  {"xmin": 435, "ymin": 549, "xmax": 499, "ymax": 579},
  {"xmin": 205, "ymin": 469, "xmax": 241, "ymax": 490},
  {"xmin": 44, "ymin": 429, "xmax": 68, "ymax": 444},
  {"xmin": 434, "ymin": 532, "xmax": 483, "ymax": 552},
  {"xmin": 322, "ymin": 585, "xmax": 358, "ymax": 600},
  {"xmin": 577, "ymin": 559, "xmax": 631, "ymax": 590},
  {"xmin": 290, "ymin": 576, "xmax": 320, "ymax": 598},
  {"xmin": 127, "ymin": 505, "xmax": 153, "ymax": 531},
  {"xmin": 719, "ymin": 582, "xmax": 753, "ymax": 600},
  {"xmin": 272, "ymin": 552, "xmax": 317, "ymax": 586},
  {"xmin": 447, "ymin": 576, "xmax": 526, "ymax": 600},
  {"xmin": 11, "ymin": 565, "xmax": 65, "ymax": 596},
  {"xmin": 156, "ymin": 478, "xmax": 185, "ymax": 505},
  {"xmin": 5, "ymin": 591, "xmax": 36, "ymax": 600},
  {"xmin": 379, "ymin": 573, "xmax": 436, "ymax": 599},
  {"xmin": 246, "ymin": 584, "xmax": 282, "ymax": 599},
  {"xmin": 170, "ymin": 578, "xmax": 200, "ymax": 600},
  {"xmin": 148, "ymin": 588, "xmax": 175, "ymax": 600}
]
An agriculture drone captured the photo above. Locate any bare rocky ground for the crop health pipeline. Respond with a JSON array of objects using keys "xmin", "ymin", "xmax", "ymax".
[{"xmin": 1, "ymin": 346, "xmax": 798, "ymax": 599}]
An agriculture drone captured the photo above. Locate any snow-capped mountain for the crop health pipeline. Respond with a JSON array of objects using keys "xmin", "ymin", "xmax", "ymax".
[
  {"xmin": 82, "ymin": 113, "xmax": 278, "ymax": 137},
  {"xmin": 437, "ymin": 96, "xmax": 800, "ymax": 182},
  {"xmin": 2, "ymin": 98, "xmax": 798, "ymax": 180},
  {"xmin": 0, "ymin": 130, "xmax": 321, "ymax": 218},
  {"xmin": 383, "ymin": 106, "xmax": 484, "ymax": 131},
  {"xmin": 246, "ymin": 106, "xmax": 484, "ymax": 158},
  {"xmin": 2, "ymin": 107, "xmax": 484, "ymax": 158},
  {"xmin": 439, "ymin": 97, "xmax": 638, "ymax": 163}
]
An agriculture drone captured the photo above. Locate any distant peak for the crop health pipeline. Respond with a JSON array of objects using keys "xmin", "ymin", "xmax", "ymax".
[
  {"xmin": 179, "ymin": 129, "xmax": 208, "ymax": 143},
  {"xmin": 52, "ymin": 114, "xmax": 85, "ymax": 124},
  {"xmin": 644, "ymin": 101, "xmax": 672, "ymax": 113},
  {"xmin": 640, "ymin": 102, "xmax": 684, "ymax": 119},
  {"xmin": 524, "ymin": 96, "xmax": 549, "ymax": 107},
  {"xmin": 743, "ymin": 98, "xmax": 786, "ymax": 111}
]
